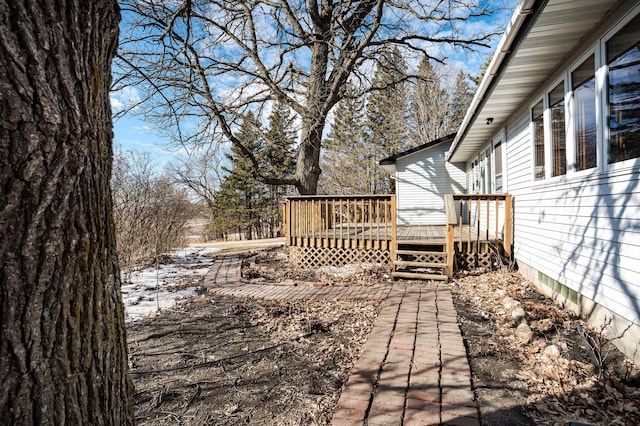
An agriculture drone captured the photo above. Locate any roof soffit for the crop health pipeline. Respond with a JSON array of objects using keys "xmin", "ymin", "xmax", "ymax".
[{"xmin": 448, "ymin": 0, "xmax": 621, "ymax": 163}]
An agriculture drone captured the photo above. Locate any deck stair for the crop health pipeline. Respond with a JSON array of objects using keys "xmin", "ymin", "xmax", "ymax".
[{"xmin": 391, "ymin": 241, "xmax": 449, "ymax": 282}]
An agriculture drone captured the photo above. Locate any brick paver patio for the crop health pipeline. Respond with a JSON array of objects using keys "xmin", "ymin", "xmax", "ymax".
[{"xmin": 204, "ymin": 254, "xmax": 478, "ymax": 425}]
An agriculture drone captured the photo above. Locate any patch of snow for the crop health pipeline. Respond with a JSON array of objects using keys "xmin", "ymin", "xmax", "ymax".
[{"xmin": 121, "ymin": 246, "xmax": 219, "ymax": 323}]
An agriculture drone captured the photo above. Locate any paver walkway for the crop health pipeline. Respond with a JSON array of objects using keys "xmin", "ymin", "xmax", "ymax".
[{"xmin": 204, "ymin": 254, "xmax": 478, "ymax": 426}]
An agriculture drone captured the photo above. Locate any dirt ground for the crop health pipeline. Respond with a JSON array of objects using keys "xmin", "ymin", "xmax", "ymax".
[{"xmin": 127, "ymin": 247, "xmax": 640, "ymax": 425}]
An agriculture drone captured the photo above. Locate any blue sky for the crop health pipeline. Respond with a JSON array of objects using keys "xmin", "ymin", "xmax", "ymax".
[
  {"xmin": 112, "ymin": 115, "xmax": 178, "ymax": 168},
  {"xmin": 112, "ymin": 0, "xmax": 521, "ymax": 170}
]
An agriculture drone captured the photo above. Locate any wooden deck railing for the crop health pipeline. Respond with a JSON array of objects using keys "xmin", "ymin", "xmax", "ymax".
[
  {"xmin": 284, "ymin": 195, "xmax": 396, "ymax": 250},
  {"xmin": 285, "ymin": 193, "xmax": 513, "ymax": 276},
  {"xmin": 447, "ymin": 194, "xmax": 513, "ymax": 257}
]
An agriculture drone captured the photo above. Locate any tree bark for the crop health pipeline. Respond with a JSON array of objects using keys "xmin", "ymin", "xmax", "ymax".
[
  {"xmin": 296, "ymin": 114, "xmax": 326, "ymax": 195},
  {"xmin": 0, "ymin": 0, "xmax": 133, "ymax": 424},
  {"xmin": 295, "ymin": 16, "xmax": 332, "ymax": 195}
]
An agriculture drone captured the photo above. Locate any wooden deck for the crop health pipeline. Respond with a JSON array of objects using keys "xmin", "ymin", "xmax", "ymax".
[
  {"xmin": 284, "ymin": 194, "xmax": 513, "ymax": 275},
  {"xmin": 289, "ymin": 224, "xmax": 503, "ymax": 248}
]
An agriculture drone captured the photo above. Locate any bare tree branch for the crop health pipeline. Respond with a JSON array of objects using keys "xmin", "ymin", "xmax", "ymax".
[{"xmin": 115, "ymin": 0, "xmax": 509, "ymax": 194}]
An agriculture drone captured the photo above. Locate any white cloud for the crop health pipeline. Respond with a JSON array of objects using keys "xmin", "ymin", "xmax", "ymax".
[{"xmin": 110, "ymin": 86, "xmax": 142, "ymax": 113}]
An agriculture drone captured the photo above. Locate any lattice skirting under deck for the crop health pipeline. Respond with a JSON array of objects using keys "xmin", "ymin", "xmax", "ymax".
[
  {"xmin": 456, "ymin": 251, "xmax": 496, "ymax": 270},
  {"xmin": 396, "ymin": 252, "xmax": 445, "ymax": 264},
  {"xmin": 289, "ymin": 246, "xmax": 391, "ymax": 270}
]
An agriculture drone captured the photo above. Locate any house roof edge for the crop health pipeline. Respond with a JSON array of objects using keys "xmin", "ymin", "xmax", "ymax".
[
  {"xmin": 446, "ymin": 0, "xmax": 544, "ymax": 163},
  {"xmin": 379, "ymin": 133, "xmax": 457, "ymax": 166}
]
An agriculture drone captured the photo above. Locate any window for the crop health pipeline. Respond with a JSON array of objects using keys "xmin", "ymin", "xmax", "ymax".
[
  {"xmin": 573, "ymin": 55, "xmax": 597, "ymax": 171},
  {"xmin": 485, "ymin": 147, "xmax": 492, "ymax": 193},
  {"xmin": 530, "ymin": 7, "xmax": 640, "ymax": 181},
  {"xmin": 532, "ymin": 100, "xmax": 545, "ymax": 180},
  {"xmin": 494, "ymin": 141, "xmax": 503, "ymax": 192},
  {"xmin": 607, "ymin": 12, "xmax": 640, "ymax": 164},
  {"xmin": 549, "ymin": 82, "xmax": 566, "ymax": 176},
  {"xmin": 471, "ymin": 144, "xmax": 500, "ymax": 194},
  {"xmin": 479, "ymin": 152, "xmax": 486, "ymax": 193},
  {"xmin": 471, "ymin": 158, "xmax": 479, "ymax": 193}
]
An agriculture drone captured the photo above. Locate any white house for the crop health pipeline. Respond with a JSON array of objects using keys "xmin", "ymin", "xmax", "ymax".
[
  {"xmin": 446, "ymin": 0, "xmax": 640, "ymax": 362},
  {"xmin": 379, "ymin": 134, "xmax": 467, "ymax": 225}
]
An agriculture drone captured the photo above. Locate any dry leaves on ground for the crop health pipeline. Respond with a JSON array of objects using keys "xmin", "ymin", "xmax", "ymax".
[
  {"xmin": 452, "ymin": 269, "xmax": 640, "ymax": 425},
  {"xmin": 128, "ymin": 287, "xmax": 378, "ymax": 425}
]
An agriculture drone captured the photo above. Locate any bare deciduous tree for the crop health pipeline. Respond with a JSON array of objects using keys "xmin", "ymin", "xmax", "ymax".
[
  {"xmin": 0, "ymin": 0, "xmax": 133, "ymax": 422},
  {"xmin": 167, "ymin": 152, "xmax": 223, "ymax": 209},
  {"xmin": 115, "ymin": 0, "xmax": 502, "ymax": 195},
  {"xmin": 410, "ymin": 59, "xmax": 474, "ymax": 145}
]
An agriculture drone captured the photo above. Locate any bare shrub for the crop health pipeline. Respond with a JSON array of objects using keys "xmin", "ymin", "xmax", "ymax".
[{"xmin": 112, "ymin": 149, "xmax": 197, "ymax": 268}]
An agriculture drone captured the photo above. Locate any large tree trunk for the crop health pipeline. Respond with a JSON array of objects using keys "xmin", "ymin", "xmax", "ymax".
[
  {"xmin": 0, "ymin": 1, "xmax": 133, "ymax": 424},
  {"xmin": 295, "ymin": 33, "xmax": 330, "ymax": 196},
  {"xmin": 295, "ymin": 116, "xmax": 325, "ymax": 195}
]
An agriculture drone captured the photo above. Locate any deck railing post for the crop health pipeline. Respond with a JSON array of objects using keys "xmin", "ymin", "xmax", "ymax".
[
  {"xmin": 284, "ymin": 200, "xmax": 291, "ymax": 246},
  {"xmin": 504, "ymin": 194, "xmax": 513, "ymax": 258},
  {"xmin": 390, "ymin": 195, "xmax": 397, "ymax": 254},
  {"xmin": 444, "ymin": 194, "xmax": 457, "ymax": 278}
]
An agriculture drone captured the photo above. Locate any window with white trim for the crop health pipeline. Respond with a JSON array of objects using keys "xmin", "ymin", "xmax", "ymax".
[
  {"xmin": 530, "ymin": 6, "xmax": 640, "ymax": 181},
  {"xmin": 494, "ymin": 141, "xmax": 503, "ymax": 192},
  {"xmin": 470, "ymin": 142, "xmax": 503, "ymax": 194},
  {"xmin": 532, "ymin": 99, "xmax": 545, "ymax": 180},
  {"xmin": 485, "ymin": 147, "xmax": 492, "ymax": 193},
  {"xmin": 607, "ymin": 12, "xmax": 640, "ymax": 164},
  {"xmin": 572, "ymin": 54, "xmax": 597, "ymax": 171},
  {"xmin": 549, "ymin": 81, "xmax": 567, "ymax": 177}
]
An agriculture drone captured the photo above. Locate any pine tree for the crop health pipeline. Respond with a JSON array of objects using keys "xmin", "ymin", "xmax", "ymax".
[
  {"xmin": 264, "ymin": 101, "xmax": 296, "ymax": 181},
  {"xmin": 263, "ymin": 102, "xmax": 297, "ymax": 236},
  {"xmin": 472, "ymin": 55, "xmax": 492, "ymax": 86},
  {"xmin": 366, "ymin": 47, "xmax": 410, "ymax": 192},
  {"xmin": 410, "ymin": 58, "xmax": 448, "ymax": 144},
  {"xmin": 213, "ymin": 112, "xmax": 268, "ymax": 240},
  {"xmin": 449, "ymin": 70, "xmax": 474, "ymax": 132},
  {"xmin": 320, "ymin": 83, "xmax": 375, "ymax": 194}
]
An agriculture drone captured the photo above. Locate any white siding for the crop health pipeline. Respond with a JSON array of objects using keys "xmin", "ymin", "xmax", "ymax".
[
  {"xmin": 504, "ymin": 114, "xmax": 640, "ymax": 325},
  {"xmin": 395, "ymin": 141, "xmax": 467, "ymax": 225}
]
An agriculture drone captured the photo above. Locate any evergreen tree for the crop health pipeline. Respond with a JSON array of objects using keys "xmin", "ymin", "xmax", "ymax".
[
  {"xmin": 449, "ymin": 70, "xmax": 474, "ymax": 131},
  {"xmin": 366, "ymin": 47, "xmax": 410, "ymax": 192},
  {"xmin": 212, "ymin": 112, "xmax": 268, "ymax": 240},
  {"xmin": 325, "ymin": 85, "xmax": 365, "ymax": 153},
  {"xmin": 264, "ymin": 101, "xmax": 296, "ymax": 182},
  {"xmin": 472, "ymin": 55, "xmax": 492, "ymax": 86},
  {"xmin": 263, "ymin": 102, "xmax": 297, "ymax": 236},
  {"xmin": 320, "ymin": 83, "xmax": 375, "ymax": 194},
  {"xmin": 410, "ymin": 58, "xmax": 448, "ymax": 144}
]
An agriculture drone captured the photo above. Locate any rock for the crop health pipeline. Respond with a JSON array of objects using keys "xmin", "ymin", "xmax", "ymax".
[
  {"xmin": 543, "ymin": 344, "xmax": 561, "ymax": 359},
  {"xmin": 223, "ymin": 404, "xmax": 240, "ymax": 416},
  {"xmin": 504, "ymin": 298, "xmax": 521, "ymax": 311},
  {"xmin": 496, "ymin": 289, "xmax": 507, "ymax": 299},
  {"xmin": 511, "ymin": 307, "xmax": 526, "ymax": 325},
  {"xmin": 515, "ymin": 323, "xmax": 534, "ymax": 344},
  {"xmin": 533, "ymin": 340, "xmax": 547, "ymax": 351}
]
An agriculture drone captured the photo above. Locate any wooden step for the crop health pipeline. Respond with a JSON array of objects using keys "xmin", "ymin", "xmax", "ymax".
[
  {"xmin": 391, "ymin": 271, "xmax": 448, "ymax": 281},
  {"xmin": 396, "ymin": 239, "xmax": 445, "ymax": 246},
  {"xmin": 394, "ymin": 250, "xmax": 446, "ymax": 257},
  {"xmin": 393, "ymin": 260, "xmax": 445, "ymax": 268}
]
